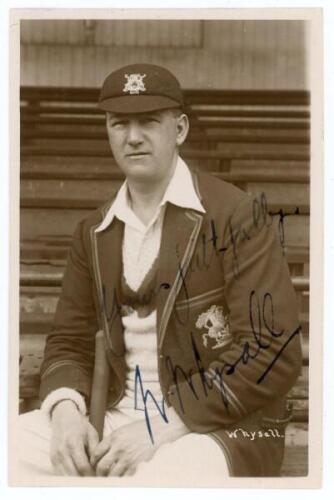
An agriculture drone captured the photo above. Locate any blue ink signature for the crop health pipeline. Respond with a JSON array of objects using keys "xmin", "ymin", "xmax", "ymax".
[
  {"xmin": 134, "ymin": 365, "xmax": 168, "ymax": 444},
  {"xmin": 133, "ymin": 290, "xmax": 301, "ymax": 441}
]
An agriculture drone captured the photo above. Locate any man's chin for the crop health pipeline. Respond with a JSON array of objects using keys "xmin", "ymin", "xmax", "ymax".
[{"xmin": 123, "ymin": 163, "xmax": 156, "ymax": 180}]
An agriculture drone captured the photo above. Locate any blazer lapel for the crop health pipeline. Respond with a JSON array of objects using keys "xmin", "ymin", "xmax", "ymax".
[
  {"xmin": 91, "ymin": 218, "xmax": 125, "ymax": 356},
  {"xmin": 157, "ymin": 204, "xmax": 203, "ymax": 349}
]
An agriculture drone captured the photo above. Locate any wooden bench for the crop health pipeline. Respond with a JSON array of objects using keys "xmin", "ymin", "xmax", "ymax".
[{"xmin": 20, "ymin": 87, "xmax": 310, "ymax": 476}]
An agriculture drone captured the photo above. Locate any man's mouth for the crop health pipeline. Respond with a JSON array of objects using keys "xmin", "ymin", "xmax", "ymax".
[{"xmin": 126, "ymin": 152, "xmax": 150, "ymax": 158}]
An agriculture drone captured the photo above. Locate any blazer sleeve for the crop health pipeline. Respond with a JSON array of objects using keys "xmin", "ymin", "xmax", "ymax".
[
  {"xmin": 39, "ymin": 220, "xmax": 99, "ymax": 403},
  {"xmin": 167, "ymin": 194, "xmax": 303, "ymax": 431}
]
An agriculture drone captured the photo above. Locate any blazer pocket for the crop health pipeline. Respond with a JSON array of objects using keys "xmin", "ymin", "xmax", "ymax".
[{"xmin": 175, "ymin": 285, "xmax": 225, "ymax": 312}]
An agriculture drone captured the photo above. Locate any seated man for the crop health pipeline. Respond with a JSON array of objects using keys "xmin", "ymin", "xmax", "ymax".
[{"xmin": 19, "ymin": 63, "xmax": 302, "ymax": 481}]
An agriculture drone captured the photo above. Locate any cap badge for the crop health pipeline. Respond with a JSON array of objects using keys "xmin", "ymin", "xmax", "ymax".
[{"xmin": 123, "ymin": 73, "xmax": 147, "ymax": 95}]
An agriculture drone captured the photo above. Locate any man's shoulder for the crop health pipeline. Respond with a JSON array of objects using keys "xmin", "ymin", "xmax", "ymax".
[
  {"xmin": 75, "ymin": 195, "xmax": 117, "ymax": 235},
  {"xmin": 194, "ymin": 169, "xmax": 249, "ymax": 216}
]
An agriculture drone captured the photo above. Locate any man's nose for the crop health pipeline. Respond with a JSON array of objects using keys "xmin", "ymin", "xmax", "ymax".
[{"xmin": 126, "ymin": 122, "xmax": 143, "ymax": 146}]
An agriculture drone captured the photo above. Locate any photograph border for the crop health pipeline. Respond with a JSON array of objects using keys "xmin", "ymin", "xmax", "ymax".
[{"xmin": 8, "ymin": 6, "xmax": 323, "ymax": 489}]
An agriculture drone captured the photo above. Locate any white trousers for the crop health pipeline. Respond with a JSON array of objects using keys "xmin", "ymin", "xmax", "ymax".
[{"xmin": 16, "ymin": 409, "xmax": 230, "ymax": 486}]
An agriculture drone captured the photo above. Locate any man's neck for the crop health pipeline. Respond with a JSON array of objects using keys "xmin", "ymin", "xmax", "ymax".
[{"xmin": 127, "ymin": 161, "xmax": 177, "ymax": 226}]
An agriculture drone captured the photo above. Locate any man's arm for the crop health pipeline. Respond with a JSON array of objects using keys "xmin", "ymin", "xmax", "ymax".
[
  {"xmin": 40, "ymin": 219, "xmax": 98, "ymax": 402},
  {"xmin": 39, "ymin": 219, "xmax": 100, "ymax": 475},
  {"xmin": 167, "ymin": 194, "xmax": 303, "ymax": 432}
]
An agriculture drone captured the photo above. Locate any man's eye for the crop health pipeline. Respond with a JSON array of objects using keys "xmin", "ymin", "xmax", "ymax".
[
  {"xmin": 110, "ymin": 121, "xmax": 126, "ymax": 128},
  {"xmin": 143, "ymin": 117, "xmax": 158, "ymax": 124}
]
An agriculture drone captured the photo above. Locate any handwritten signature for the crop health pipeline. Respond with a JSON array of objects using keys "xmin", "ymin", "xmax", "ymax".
[
  {"xmin": 173, "ymin": 191, "xmax": 300, "ymax": 299},
  {"xmin": 133, "ymin": 290, "xmax": 301, "ymax": 442},
  {"xmin": 134, "ymin": 365, "xmax": 169, "ymax": 444}
]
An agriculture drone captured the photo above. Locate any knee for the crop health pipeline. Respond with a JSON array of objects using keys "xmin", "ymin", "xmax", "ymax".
[{"xmin": 18, "ymin": 410, "xmax": 51, "ymax": 439}]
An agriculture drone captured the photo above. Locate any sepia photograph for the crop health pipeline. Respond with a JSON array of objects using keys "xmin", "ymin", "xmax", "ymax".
[{"xmin": 8, "ymin": 9, "xmax": 323, "ymax": 487}]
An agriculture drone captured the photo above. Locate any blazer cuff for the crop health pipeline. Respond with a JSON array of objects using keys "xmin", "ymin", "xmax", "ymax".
[
  {"xmin": 39, "ymin": 361, "xmax": 92, "ymax": 402},
  {"xmin": 41, "ymin": 388, "xmax": 87, "ymax": 421}
]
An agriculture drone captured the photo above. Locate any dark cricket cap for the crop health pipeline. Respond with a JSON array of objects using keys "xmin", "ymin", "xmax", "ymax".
[{"xmin": 98, "ymin": 63, "xmax": 184, "ymax": 114}]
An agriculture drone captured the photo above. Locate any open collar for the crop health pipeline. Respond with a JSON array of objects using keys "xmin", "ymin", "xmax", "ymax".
[{"xmin": 95, "ymin": 156, "xmax": 205, "ymax": 233}]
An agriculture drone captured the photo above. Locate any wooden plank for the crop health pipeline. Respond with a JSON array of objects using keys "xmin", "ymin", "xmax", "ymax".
[
  {"xmin": 20, "ymin": 313, "xmax": 54, "ymax": 334},
  {"xmin": 285, "ymin": 246, "xmax": 309, "ymax": 264},
  {"xmin": 19, "ymin": 292, "xmax": 309, "ymax": 346},
  {"xmin": 21, "ymin": 158, "xmax": 310, "ymax": 183},
  {"xmin": 19, "ymin": 160, "xmax": 151, "ymax": 180},
  {"xmin": 300, "ymin": 312, "xmax": 309, "ymax": 337},
  {"xmin": 213, "ymin": 143, "xmax": 309, "ymax": 161},
  {"xmin": 289, "ymin": 399, "xmax": 308, "ymax": 422},
  {"xmin": 281, "ymin": 446, "xmax": 308, "ymax": 476},
  {"xmin": 20, "ymin": 178, "xmax": 309, "ymax": 213},
  {"xmin": 21, "ymin": 115, "xmax": 105, "ymax": 126},
  {"xmin": 20, "ymin": 285, "xmax": 62, "ymax": 295},
  {"xmin": 18, "ymin": 333, "xmax": 308, "ymax": 397},
  {"xmin": 18, "ymin": 270, "xmax": 307, "ymax": 295},
  {"xmin": 22, "ymin": 105, "xmax": 310, "ymax": 120},
  {"xmin": 20, "ymin": 240, "xmax": 309, "ymax": 267},
  {"xmin": 20, "ymin": 373, "xmax": 308, "ymax": 405},
  {"xmin": 301, "ymin": 291, "xmax": 309, "ymax": 314},
  {"xmin": 22, "ymin": 105, "xmax": 103, "ymax": 116},
  {"xmin": 183, "ymin": 90, "xmax": 311, "ymax": 106},
  {"xmin": 21, "ymin": 155, "xmax": 220, "ymax": 177},
  {"xmin": 285, "ymin": 422, "xmax": 308, "ymax": 447},
  {"xmin": 20, "ymin": 268, "xmax": 309, "ymax": 333},
  {"xmin": 191, "ymin": 109, "xmax": 310, "ymax": 120},
  {"xmin": 21, "ymin": 242, "xmax": 308, "ymax": 262},
  {"xmin": 22, "ymin": 126, "xmax": 310, "ymax": 144},
  {"xmin": 19, "ymin": 329, "xmax": 309, "ymax": 423},
  {"xmin": 20, "ymin": 178, "xmax": 122, "ymax": 209},
  {"xmin": 231, "ymin": 160, "xmax": 309, "ymax": 183},
  {"xmin": 277, "ymin": 215, "xmax": 309, "ymax": 249},
  {"xmin": 19, "ymin": 306, "xmax": 309, "ymax": 366},
  {"xmin": 19, "ymin": 335, "xmax": 45, "ymax": 397},
  {"xmin": 27, "ymin": 255, "xmax": 304, "ymax": 280},
  {"xmin": 291, "ymin": 276, "xmax": 309, "ymax": 292},
  {"xmin": 191, "ymin": 119, "xmax": 309, "ymax": 130},
  {"xmin": 243, "ymin": 182, "xmax": 309, "ymax": 214},
  {"xmin": 19, "ymin": 279, "xmax": 309, "ymax": 358},
  {"xmin": 20, "ymin": 260, "xmax": 308, "ymax": 289},
  {"xmin": 20, "ymin": 286, "xmax": 61, "ymax": 323},
  {"xmin": 21, "ymin": 86, "xmax": 100, "ymax": 102},
  {"xmin": 20, "ymin": 207, "xmax": 92, "ymax": 239},
  {"xmin": 21, "ymin": 113, "xmax": 310, "ymax": 131},
  {"xmin": 20, "ymin": 290, "xmax": 59, "ymax": 314},
  {"xmin": 21, "ymin": 87, "xmax": 311, "ymax": 106},
  {"xmin": 19, "ymin": 376, "xmax": 309, "ymax": 404},
  {"xmin": 21, "ymin": 240, "xmax": 70, "ymax": 260},
  {"xmin": 20, "ymin": 208, "xmax": 309, "ymax": 246},
  {"xmin": 21, "ymin": 155, "xmax": 125, "ymax": 175},
  {"xmin": 288, "ymin": 263, "xmax": 305, "ymax": 277},
  {"xmin": 20, "ymin": 263, "xmax": 65, "ymax": 286},
  {"xmin": 288, "ymin": 366, "xmax": 308, "ymax": 399},
  {"xmin": 21, "ymin": 144, "xmax": 310, "ymax": 161}
]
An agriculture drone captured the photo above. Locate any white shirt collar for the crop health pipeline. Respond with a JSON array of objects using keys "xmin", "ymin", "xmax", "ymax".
[{"xmin": 95, "ymin": 156, "xmax": 205, "ymax": 233}]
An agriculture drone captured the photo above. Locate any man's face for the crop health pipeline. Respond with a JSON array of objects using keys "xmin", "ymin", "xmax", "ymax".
[{"xmin": 106, "ymin": 109, "xmax": 189, "ymax": 184}]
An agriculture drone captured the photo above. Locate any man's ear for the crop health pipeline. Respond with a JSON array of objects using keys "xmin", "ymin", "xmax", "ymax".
[{"xmin": 175, "ymin": 113, "xmax": 189, "ymax": 147}]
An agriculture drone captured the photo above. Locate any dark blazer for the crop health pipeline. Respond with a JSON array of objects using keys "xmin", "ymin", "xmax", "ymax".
[{"xmin": 40, "ymin": 170, "xmax": 302, "ymax": 477}]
